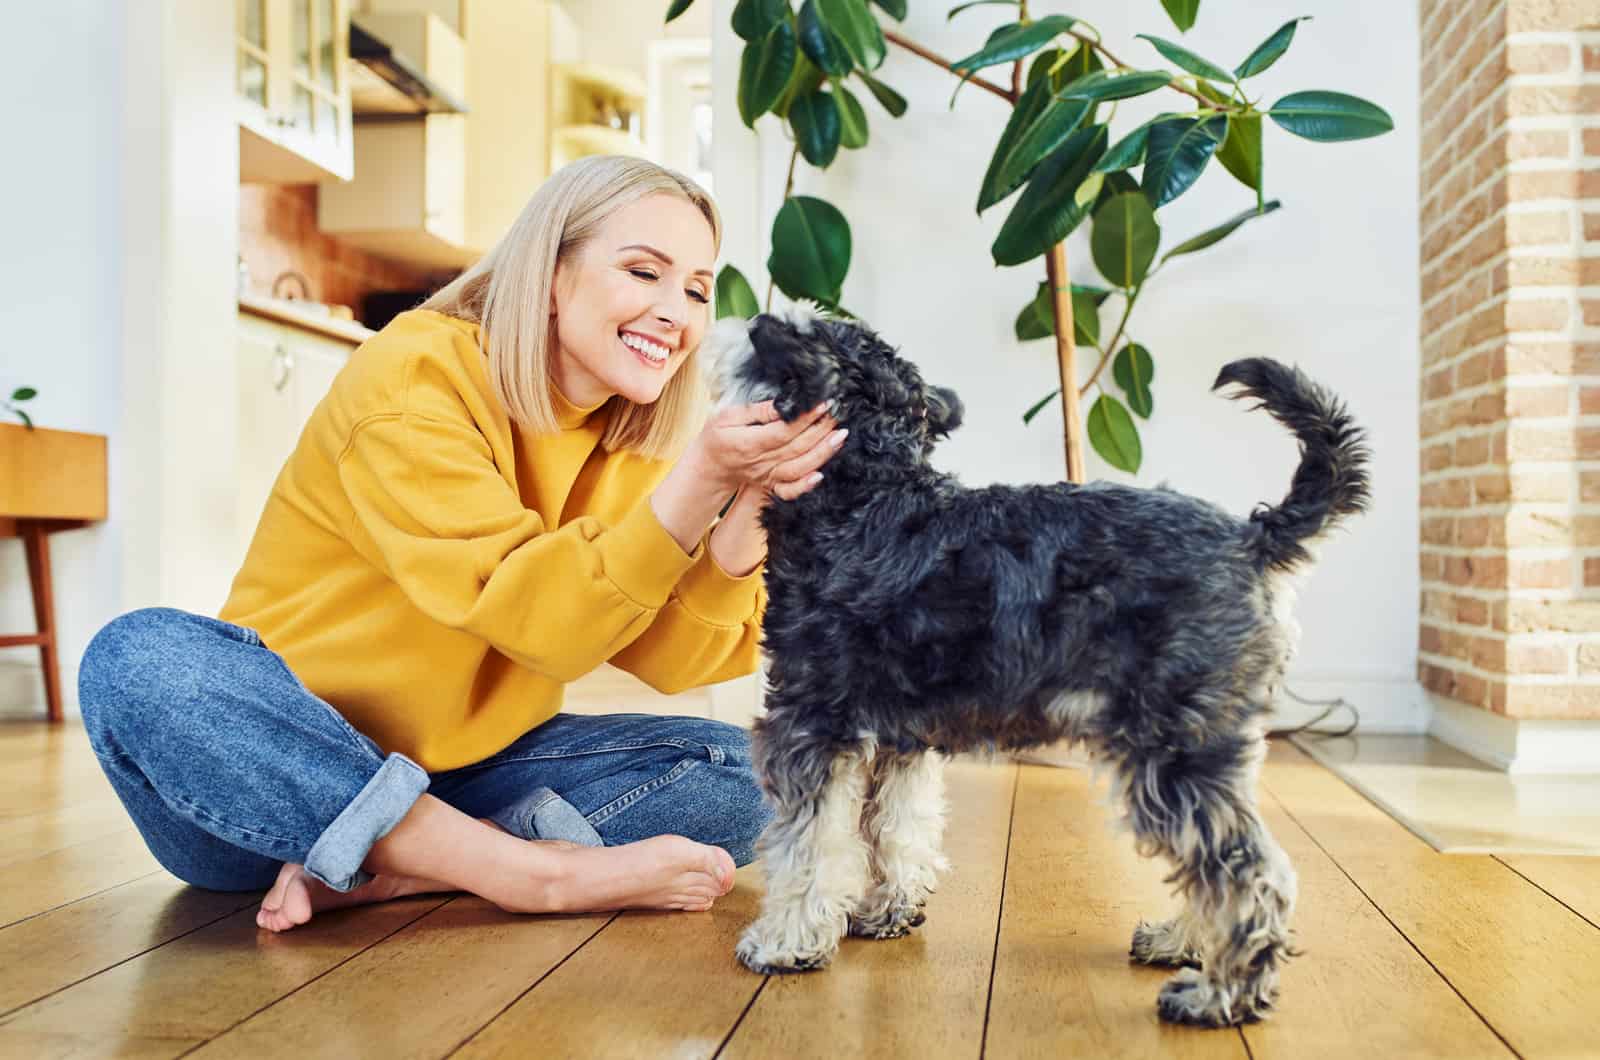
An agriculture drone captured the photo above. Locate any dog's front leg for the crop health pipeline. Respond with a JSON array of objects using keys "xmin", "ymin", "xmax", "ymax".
[
  {"xmin": 737, "ymin": 748, "xmax": 873, "ymax": 974},
  {"xmin": 849, "ymin": 749, "xmax": 949, "ymax": 939}
]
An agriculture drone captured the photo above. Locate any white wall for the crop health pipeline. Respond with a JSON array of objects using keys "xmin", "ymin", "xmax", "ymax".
[
  {"xmin": 0, "ymin": 2, "xmax": 128, "ymax": 714},
  {"xmin": 714, "ymin": 0, "xmax": 1425, "ymax": 730},
  {"xmin": 0, "ymin": 0, "xmax": 240, "ymax": 717}
]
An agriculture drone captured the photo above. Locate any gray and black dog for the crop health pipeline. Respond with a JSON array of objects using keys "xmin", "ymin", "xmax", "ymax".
[{"xmin": 702, "ymin": 303, "xmax": 1370, "ymax": 1027}]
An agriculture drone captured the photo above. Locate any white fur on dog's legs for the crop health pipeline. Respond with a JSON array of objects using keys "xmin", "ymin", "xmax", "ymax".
[
  {"xmin": 737, "ymin": 749, "xmax": 873, "ymax": 974},
  {"xmin": 1131, "ymin": 907, "xmax": 1206, "ymax": 968},
  {"xmin": 849, "ymin": 750, "xmax": 950, "ymax": 939}
]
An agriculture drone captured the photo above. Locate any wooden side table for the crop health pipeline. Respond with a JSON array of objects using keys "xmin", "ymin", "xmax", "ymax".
[{"xmin": 0, "ymin": 423, "xmax": 108, "ymax": 723}]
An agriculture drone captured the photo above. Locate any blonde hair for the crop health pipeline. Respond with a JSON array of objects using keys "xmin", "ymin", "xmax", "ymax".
[{"xmin": 421, "ymin": 155, "xmax": 721, "ymax": 461}]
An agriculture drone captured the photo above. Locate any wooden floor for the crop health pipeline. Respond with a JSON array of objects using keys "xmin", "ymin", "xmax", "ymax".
[{"xmin": 2, "ymin": 721, "xmax": 1597, "ymax": 1059}]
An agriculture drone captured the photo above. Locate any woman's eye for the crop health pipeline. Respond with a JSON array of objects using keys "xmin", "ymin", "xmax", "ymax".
[
  {"xmin": 628, "ymin": 268, "xmax": 658, "ymax": 281},
  {"xmin": 688, "ymin": 290, "xmax": 709, "ymax": 304}
]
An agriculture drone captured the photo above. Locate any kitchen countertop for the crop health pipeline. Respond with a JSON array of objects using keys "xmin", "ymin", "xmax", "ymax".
[{"xmin": 238, "ymin": 293, "xmax": 376, "ymax": 344}]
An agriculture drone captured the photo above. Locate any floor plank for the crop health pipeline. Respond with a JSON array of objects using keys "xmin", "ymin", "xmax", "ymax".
[
  {"xmin": 0, "ymin": 829, "xmax": 161, "ymax": 927},
  {"xmin": 720, "ymin": 760, "xmax": 1017, "ymax": 1060},
  {"xmin": 1244, "ymin": 779, "xmax": 1512, "ymax": 1058},
  {"xmin": 1496, "ymin": 855, "xmax": 1600, "ymax": 930},
  {"xmin": 185, "ymin": 899, "xmax": 610, "ymax": 1059},
  {"xmin": 0, "ymin": 895, "xmax": 451, "ymax": 1056},
  {"xmin": 0, "ymin": 874, "xmax": 252, "ymax": 1017},
  {"xmin": 1261, "ymin": 742, "xmax": 1600, "ymax": 1060},
  {"xmin": 454, "ymin": 870, "xmax": 763, "ymax": 1060},
  {"xmin": 983, "ymin": 763, "xmax": 1248, "ymax": 1060},
  {"xmin": 0, "ymin": 799, "xmax": 135, "ymax": 867}
]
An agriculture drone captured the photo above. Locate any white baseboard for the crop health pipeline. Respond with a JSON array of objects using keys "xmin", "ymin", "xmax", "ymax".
[
  {"xmin": 1427, "ymin": 692, "xmax": 1600, "ymax": 774},
  {"xmin": 1268, "ymin": 675, "xmax": 1431, "ymax": 735}
]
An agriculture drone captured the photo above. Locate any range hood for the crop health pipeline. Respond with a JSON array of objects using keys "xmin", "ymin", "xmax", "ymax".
[{"xmin": 348, "ymin": 18, "xmax": 468, "ymax": 117}]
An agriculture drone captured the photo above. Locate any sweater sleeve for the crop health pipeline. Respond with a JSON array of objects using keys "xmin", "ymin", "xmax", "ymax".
[
  {"xmin": 337, "ymin": 408, "xmax": 700, "ymax": 683},
  {"xmin": 607, "ymin": 540, "xmax": 767, "ymax": 694}
]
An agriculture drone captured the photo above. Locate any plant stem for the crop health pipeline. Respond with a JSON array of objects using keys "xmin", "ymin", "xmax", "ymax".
[
  {"xmin": 1067, "ymin": 30, "xmax": 1243, "ymax": 111},
  {"xmin": 1084, "ymin": 284, "xmax": 1141, "ymax": 391},
  {"xmin": 1044, "ymin": 245, "xmax": 1086, "ymax": 484},
  {"xmin": 766, "ymin": 142, "xmax": 803, "ymax": 312},
  {"xmin": 882, "ymin": 28, "xmax": 1017, "ymax": 103}
]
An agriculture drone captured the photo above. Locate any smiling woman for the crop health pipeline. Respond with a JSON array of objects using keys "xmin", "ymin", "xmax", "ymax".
[{"xmin": 75, "ymin": 155, "xmax": 848, "ymax": 936}]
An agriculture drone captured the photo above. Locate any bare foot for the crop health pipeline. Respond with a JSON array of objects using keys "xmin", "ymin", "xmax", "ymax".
[
  {"xmin": 496, "ymin": 834, "xmax": 738, "ymax": 916},
  {"xmin": 256, "ymin": 861, "xmax": 453, "ymax": 933}
]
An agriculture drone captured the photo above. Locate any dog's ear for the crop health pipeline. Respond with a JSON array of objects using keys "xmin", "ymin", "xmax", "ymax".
[
  {"xmin": 926, "ymin": 385, "xmax": 964, "ymax": 438},
  {"xmin": 749, "ymin": 313, "xmax": 840, "ymax": 420}
]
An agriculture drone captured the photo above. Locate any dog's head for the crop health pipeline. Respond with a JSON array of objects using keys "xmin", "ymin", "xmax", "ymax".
[{"xmin": 702, "ymin": 302, "xmax": 964, "ymax": 465}]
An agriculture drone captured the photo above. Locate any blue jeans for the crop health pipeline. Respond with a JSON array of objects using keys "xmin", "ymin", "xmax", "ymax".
[{"xmin": 77, "ymin": 607, "xmax": 771, "ymax": 894}]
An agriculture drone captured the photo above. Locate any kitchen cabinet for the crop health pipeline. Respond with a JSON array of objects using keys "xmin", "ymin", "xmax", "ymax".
[
  {"xmin": 318, "ymin": 12, "xmax": 469, "ymax": 267},
  {"xmin": 236, "ymin": 304, "xmax": 367, "ymax": 556},
  {"xmin": 237, "ymin": 0, "xmax": 355, "ymax": 183}
]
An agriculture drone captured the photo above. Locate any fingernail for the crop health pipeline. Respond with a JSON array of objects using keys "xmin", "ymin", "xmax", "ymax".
[
  {"xmin": 830, "ymin": 428, "xmax": 849, "ymax": 447},
  {"xmin": 814, "ymin": 401, "xmax": 830, "ymax": 414},
  {"xmin": 807, "ymin": 471, "xmax": 824, "ymax": 485},
  {"xmin": 826, "ymin": 398, "xmax": 838, "ymax": 414}
]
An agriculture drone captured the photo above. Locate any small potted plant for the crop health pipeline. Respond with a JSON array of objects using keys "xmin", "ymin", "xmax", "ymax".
[{"xmin": 4, "ymin": 386, "xmax": 37, "ymax": 429}]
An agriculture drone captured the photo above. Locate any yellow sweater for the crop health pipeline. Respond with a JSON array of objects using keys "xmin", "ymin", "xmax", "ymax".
[{"xmin": 219, "ymin": 309, "xmax": 765, "ymax": 772}]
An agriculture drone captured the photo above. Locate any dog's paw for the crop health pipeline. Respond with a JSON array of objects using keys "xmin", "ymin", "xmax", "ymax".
[
  {"xmin": 1156, "ymin": 968, "xmax": 1257, "ymax": 1028},
  {"xmin": 847, "ymin": 902, "xmax": 926, "ymax": 939},
  {"xmin": 736, "ymin": 928, "xmax": 837, "ymax": 974},
  {"xmin": 1130, "ymin": 918, "xmax": 1203, "ymax": 969}
]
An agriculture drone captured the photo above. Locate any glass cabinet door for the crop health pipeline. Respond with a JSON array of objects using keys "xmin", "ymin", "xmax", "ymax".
[{"xmin": 236, "ymin": 0, "xmax": 268, "ymax": 108}]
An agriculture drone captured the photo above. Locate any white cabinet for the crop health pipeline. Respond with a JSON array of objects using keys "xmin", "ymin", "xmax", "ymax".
[
  {"xmin": 237, "ymin": 0, "xmax": 355, "ymax": 183},
  {"xmin": 236, "ymin": 309, "xmax": 363, "ymax": 555}
]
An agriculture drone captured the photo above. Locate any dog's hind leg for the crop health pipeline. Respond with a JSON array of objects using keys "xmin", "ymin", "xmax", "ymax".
[
  {"xmin": 1115, "ymin": 733, "xmax": 1297, "ymax": 1027},
  {"xmin": 736, "ymin": 742, "xmax": 873, "ymax": 974},
  {"xmin": 1130, "ymin": 909, "xmax": 1206, "ymax": 969},
  {"xmin": 849, "ymin": 749, "xmax": 950, "ymax": 939}
]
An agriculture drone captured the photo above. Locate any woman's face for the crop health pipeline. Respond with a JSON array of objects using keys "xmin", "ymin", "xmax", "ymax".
[{"xmin": 550, "ymin": 192, "xmax": 716, "ymax": 409}]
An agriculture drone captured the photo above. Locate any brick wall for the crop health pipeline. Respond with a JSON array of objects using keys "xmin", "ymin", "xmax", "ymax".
[
  {"xmin": 238, "ymin": 183, "xmax": 452, "ymax": 326},
  {"xmin": 1418, "ymin": 0, "xmax": 1600, "ymax": 720}
]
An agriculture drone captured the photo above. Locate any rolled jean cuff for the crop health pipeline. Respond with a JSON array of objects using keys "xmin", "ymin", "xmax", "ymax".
[
  {"xmin": 488, "ymin": 786, "xmax": 604, "ymax": 847},
  {"xmin": 303, "ymin": 752, "xmax": 431, "ymax": 892}
]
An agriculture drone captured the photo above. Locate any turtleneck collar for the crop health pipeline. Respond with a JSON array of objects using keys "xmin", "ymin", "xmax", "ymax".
[{"xmin": 550, "ymin": 381, "xmax": 609, "ymax": 430}]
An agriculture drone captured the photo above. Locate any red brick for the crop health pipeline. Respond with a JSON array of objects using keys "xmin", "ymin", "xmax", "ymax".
[
  {"xmin": 1508, "ymin": 42, "xmax": 1574, "ymax": 73},
  {"xmin": 1510, "ymin": 557, "xmax": 1573, "ymax": 590},
  {"xmin": 1505, "ymin": 298, "xmax": 1571, "ymax": 331},
  {"xmin": 1507, "ymin": 641, "xmax": 1570, "ymax": 674},
  {"xmin": 1506, "ymin": 384, "xmax": 1570, "ymax": 416},
  {"xmin": 1503, "ymin": 683, "xmax": 1600, "ymax": 720}
]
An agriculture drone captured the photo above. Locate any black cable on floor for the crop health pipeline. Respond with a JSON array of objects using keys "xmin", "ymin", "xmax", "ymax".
[{"xmin": 1267, "ymin": 684, "xmax": 1361, "ymax": 739}]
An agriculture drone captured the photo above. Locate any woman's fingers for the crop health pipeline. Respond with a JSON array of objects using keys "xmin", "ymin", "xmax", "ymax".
[
  {"xmin": 771, "ymin": 471, "xmax": 824, "ymax": 501},
  {"xmin": 766, "ymin": 426, "xmax": 848, "ymax": 490},
  {"xmin": 715, "ymin": 399, "xmax": 782, "ymax": 427}
]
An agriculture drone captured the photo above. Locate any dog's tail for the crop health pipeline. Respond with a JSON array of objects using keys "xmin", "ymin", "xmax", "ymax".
[{"xmin": 1213, "ymin": 357, "xmax": 1372, "ymax": 573}]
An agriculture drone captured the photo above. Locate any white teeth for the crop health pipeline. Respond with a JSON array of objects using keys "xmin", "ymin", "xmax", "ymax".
[{"xmin": 622, "ymin": 332, "xmax": 670, "ymax": 363}]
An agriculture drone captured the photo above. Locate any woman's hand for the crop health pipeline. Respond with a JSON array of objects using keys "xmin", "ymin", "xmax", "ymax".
[{"xmin": 691, "ymin": 400, "xmax": 846, "ymax": 501}]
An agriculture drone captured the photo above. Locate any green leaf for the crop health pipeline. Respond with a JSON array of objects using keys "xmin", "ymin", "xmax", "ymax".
[
  {"xmin": 991, "ymin": 123, "xmax": 1109, "ymax": 267},
  {"xmin": 1015, "ymin": 283, "xmax": 1054, "ymax": 341},
  {"xmin": 817, "ymin": 0, "xmax": 886, "ymax": 71},
  {"xmin": 871, "ymin": 0, "xmax": 907, "ymax": 19},
  {"xmin": 988, "ymin": 98, "xmax": 1092, "ymax": 210},
  {"xmin": 977, "ymin": 76, "xmax": 1050, "ymax": 212},
  {"xmin": 769, "ymin": 196, "xmax": 851, "ymax": 304},
  {"xmin": 856, "ymin": 69, "xmax": 907, "ymax": 116},
  {"xmin": 798, "ymin": 0, "xmax": 852, "ymax": 77},
  {"xmin": 1215, "ymin": 110, "xmax": 1262, "ymax": 191},
  {"xmin": 1057, "ymin": 68, "xmax": 1172, "ymax": 102},
  {"xmin": 790, "ymin": 88, "xmax": 843, "ymax": 166},
  {"xmin": 1087, "ymin": 394, "xmax": 1141, "ymax": 472},
  {"xmin": 715, "ymin": 265, "xmax": 761, "ymax": 320},
  {"xmin": 1033, "ymin": 42, "xmax": 1100, "ymax": 92},
  {"xmin": 835, "ymin": 85, "xmax": 869, "ymax": 147},
  {"xmin": 1161, "ymin": 199, "xmax": 1281, "ymax": 262},
  {"xmin": 738, "ymin": 23, "xmax": 799, "ymax": 127},
  {"xmin": 1023, "ymin": 388, "xmax": 1061, "ymax": 424},
  {"xmin": 1094, "ymin": 120, "xmax": 1155, "ymax": 172},
  {"xmin": 1135, "ymin": 33, "xmax": 1234, "ymax": 84},
  {"xmin": 665, "ymin": 0, "xmax": 697, "ymax": 23},
  {"xmin": 1235, "ymin": 16, "xmax": 1311, "ymax": 79},
  {"xmin": 11, "ymin": 387, "xmax": 37, "ymax": 401},
  {"xmin": 949, "ymin": 0, "xmax": 1018, "ymax": 19},
  {"xmin": 1113, "ymin": 343, "xmax": 1154, "ymax": 418},
  {"xmin": 1016, "ymin": 283, "xmax": 1101, "ymax": 346},
  {"xmin": 1160, "ymin": 0, "xmax": 1198, "ymax": 32},
  {"xmin": 1093, "ymin": 169, "xmax": 1140, "ymax": 213},
  {"xmin": 952, "ymin": 14, "xmax": 1076, "ymax": 77},
  {"xmin": 1091, "ymin": 191, "xmax": 1161, "ymax": 288},
  {"xmin": 1268, "ymin": 90, "xmax": 1394, "ymax": 142},
  {"xmin": 732, "ymin": 0, "xmax": 788, "ymax": 42},
  {"xmin": 1142, "ymin": 115, "xmax": 1226, "ymax": 206}
]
